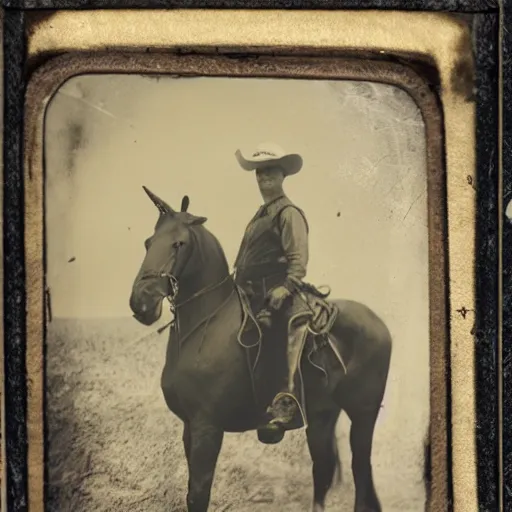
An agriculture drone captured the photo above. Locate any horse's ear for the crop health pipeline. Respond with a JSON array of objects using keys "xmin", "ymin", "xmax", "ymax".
[
  {"xmin": 142, "ymin": 186, "xmax": 176, "ymax": 215},
  {"xmin": 181, "ymin": 195, "xmax": 190, "ymax": 212},
  {"xmin": 186, "ymin": 215, "xmax": 207, "ymax": 226}
]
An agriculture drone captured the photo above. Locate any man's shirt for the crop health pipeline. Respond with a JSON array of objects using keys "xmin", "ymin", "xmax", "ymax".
[{"xmin": 234, "ymin": 195, "xmax": 309, "ymax": 287}]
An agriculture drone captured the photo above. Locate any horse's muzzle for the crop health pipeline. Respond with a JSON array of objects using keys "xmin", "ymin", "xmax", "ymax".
[
  {"xmin": 130, "ymin": 302, "xmax": 162, "ymax": 326},
  {"xmin": 129, "ymin": 288, "xmax": 163, "ymax": 326},
  {"xmin": 132, "ymin": 312, "xmax": 156, "ymax": 326}
]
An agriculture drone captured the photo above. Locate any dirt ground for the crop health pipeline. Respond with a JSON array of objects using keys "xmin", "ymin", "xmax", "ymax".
[{"xmin": 46, "ymin": 317, "xmax": 428, "ymax": 512}]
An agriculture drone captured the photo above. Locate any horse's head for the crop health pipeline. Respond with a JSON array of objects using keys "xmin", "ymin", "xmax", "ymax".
[{"xmin": 129, "ymin": 186, "xmax": 207, "ymax": 326}]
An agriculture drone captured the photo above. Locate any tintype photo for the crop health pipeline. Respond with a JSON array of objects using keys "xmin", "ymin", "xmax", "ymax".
[
  {"xmin": 1, "ymin": 5, "xmax": 501, "ymax": 512},
  {"xmin": 42, "ymin": 63, "xmax": 435, "ymax": 512}
]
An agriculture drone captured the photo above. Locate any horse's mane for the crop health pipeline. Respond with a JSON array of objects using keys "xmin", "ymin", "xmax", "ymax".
[{"xmin": 189, "ymin": 223, "xmax": 230, "ymax": 276}]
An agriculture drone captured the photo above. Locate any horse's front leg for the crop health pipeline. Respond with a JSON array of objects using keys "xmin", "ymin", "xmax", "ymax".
[{"xmin": 185, "ymin": 418, "xmax": 224, "ymax": 512}]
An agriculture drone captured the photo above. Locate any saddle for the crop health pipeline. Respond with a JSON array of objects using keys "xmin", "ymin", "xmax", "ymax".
[
  {"xmin": 235, "ymin": 283, "xmax": 337, "ymax": 351},
  {"xmin": 234, "ymin": 282, "xmax": 343, "ymax": 415},
  {"xmin": 296, "ymin": 287, "xmax": 338, "ymax": 335}
]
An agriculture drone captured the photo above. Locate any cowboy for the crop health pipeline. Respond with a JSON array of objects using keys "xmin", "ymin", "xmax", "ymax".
[{"xmin": 233, "ymin": 142, "xmax": 314, "ymax": 430}]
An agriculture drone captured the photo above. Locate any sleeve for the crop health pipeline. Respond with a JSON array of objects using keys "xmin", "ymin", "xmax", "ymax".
[{"xmin": 278, "ymin": 207, "xmax": 309, "ymax": 290}]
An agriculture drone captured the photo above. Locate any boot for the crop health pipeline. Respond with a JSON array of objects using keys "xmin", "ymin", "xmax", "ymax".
[{"xmin": 267, "ymin": 319, "xmax": 310, "ymax": 429}]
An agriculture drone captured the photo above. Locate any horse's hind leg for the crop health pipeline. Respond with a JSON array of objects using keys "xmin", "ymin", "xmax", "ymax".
[
  {"xmin": 347, "ymin": 407, "xmax": 382, "ymax": 512},
  {"xmin": 306, "ymin": 408, "xmax": 342, "ymax": 512},
  {"xmin": 185, "ymin": 418, "xmax": 224, "ymax": 512}
]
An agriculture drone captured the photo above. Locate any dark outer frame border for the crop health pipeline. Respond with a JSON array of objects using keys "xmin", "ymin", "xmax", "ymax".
[
  {"xmin": 501, "ymin": 0, "xmax": 512, "ymax": 511},
  {"xmin": 0, "ymin": 0, "xmax": 502, "ymax": 13},
  {"xmin": 472, "ymin": 11, "xmax": 500, "ymax": 512},
  {"xmin": 2, "ymin": 4, "xmax": 503, "ymax": 512}
]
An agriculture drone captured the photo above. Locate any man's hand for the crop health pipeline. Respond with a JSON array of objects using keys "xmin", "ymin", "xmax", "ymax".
[{"xmin": 268, "ymin": 286, "xmax": 291, "ymax": 310}]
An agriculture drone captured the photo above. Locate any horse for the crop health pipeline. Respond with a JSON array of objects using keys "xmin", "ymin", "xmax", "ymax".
[{"xmin": 129, "ymin": 187, "xmax": 392, "ymax": 512}]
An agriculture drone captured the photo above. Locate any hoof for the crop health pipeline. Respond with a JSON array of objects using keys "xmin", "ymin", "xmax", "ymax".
[{"xmin": 257, "ymin": 424, "xmax": 285, "ymax": 444}]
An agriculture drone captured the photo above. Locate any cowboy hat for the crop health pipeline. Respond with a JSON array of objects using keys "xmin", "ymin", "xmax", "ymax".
[{"xmin": 235, "ymin": 142, "xmax": 303, "ymax": 176}]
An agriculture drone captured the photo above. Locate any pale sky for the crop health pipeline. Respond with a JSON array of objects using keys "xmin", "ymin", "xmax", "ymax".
[{"xmin": 45, "ymin": 74, "xmax": 428, "ymax": 337}]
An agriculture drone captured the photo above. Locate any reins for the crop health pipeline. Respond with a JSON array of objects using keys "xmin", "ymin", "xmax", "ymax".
[
  {"xmin": 157, "ymin": 272, "xmax": 234, "ymax": 336},
  {"xmin": 175, "ymin": 274, "xmax": 232, "ymax": 310}
]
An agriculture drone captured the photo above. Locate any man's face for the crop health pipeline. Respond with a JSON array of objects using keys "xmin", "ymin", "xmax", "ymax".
[{"xmin": 256, "ymin": 166, "xmax": 285, "ymax": 193}]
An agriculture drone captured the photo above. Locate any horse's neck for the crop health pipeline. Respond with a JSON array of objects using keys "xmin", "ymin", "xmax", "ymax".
[
  {"xmin": 179, "ymin": 228, "xmax": 229, "ymax": 298},
  {"xmin": 174, "ymin": 228, "xmax": 233, "ymax": 338},
  {"xmin": 177, "ymin": 266, "xmax": 231, "ymax": 307}
]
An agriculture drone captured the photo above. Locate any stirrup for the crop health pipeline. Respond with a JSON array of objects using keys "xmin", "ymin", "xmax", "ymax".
[{"xmin": 267, "ymin": 392, "xmax": 299, "ymax": 426}]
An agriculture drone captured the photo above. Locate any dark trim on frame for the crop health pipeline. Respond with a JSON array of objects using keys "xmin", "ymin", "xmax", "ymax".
[
  {"xmin": 2, "ymin": 7, "xmax": 29, "ymax": 512},
  {"xmin": 1, "ymin": 0, "xmax": 501, "ymax": 12},
  {"xmin": 502, "ymin": 0, "xmax": 512, "ymax": 510},
  {"xmin": 473, "ymin": 11, "xmax": 500, "ymax": 512}
]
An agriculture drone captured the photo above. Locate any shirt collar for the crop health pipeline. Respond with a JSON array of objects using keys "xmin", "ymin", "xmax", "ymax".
[{"xmin": 260, "ymin": 195, "xmax": 286, "ymax": 215}]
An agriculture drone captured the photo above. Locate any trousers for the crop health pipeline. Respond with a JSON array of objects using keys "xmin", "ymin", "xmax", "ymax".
[{"xmin": 235, "ymin": 272, "xmax": 313, "ymax": 428}]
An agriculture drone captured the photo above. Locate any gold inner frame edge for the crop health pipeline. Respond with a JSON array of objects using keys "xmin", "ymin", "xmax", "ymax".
[{"xmin": 24, "ymin": 9, "xmax": 477, "ymax": 512}]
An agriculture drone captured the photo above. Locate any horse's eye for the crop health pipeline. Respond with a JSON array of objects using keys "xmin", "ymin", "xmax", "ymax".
[{"xmin": 173, "ymin": 241, "xmax": 185, "ymax": 249}]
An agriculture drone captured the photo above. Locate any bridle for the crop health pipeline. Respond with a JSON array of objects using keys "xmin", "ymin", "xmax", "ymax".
[
  {"xmin": 138, "ymin": 190, "xmax": 235, "ymax": 336},
  {"xmin": 156, "ymin": 272, "xmax": 234, "ymax": 337},
  {"xmin": 152, "ymin": 242, "xmax": 234, "ymax": 335},
  {"xmin": 161, "ymin": 272, "xmax": 180, "ymax": 321}
]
